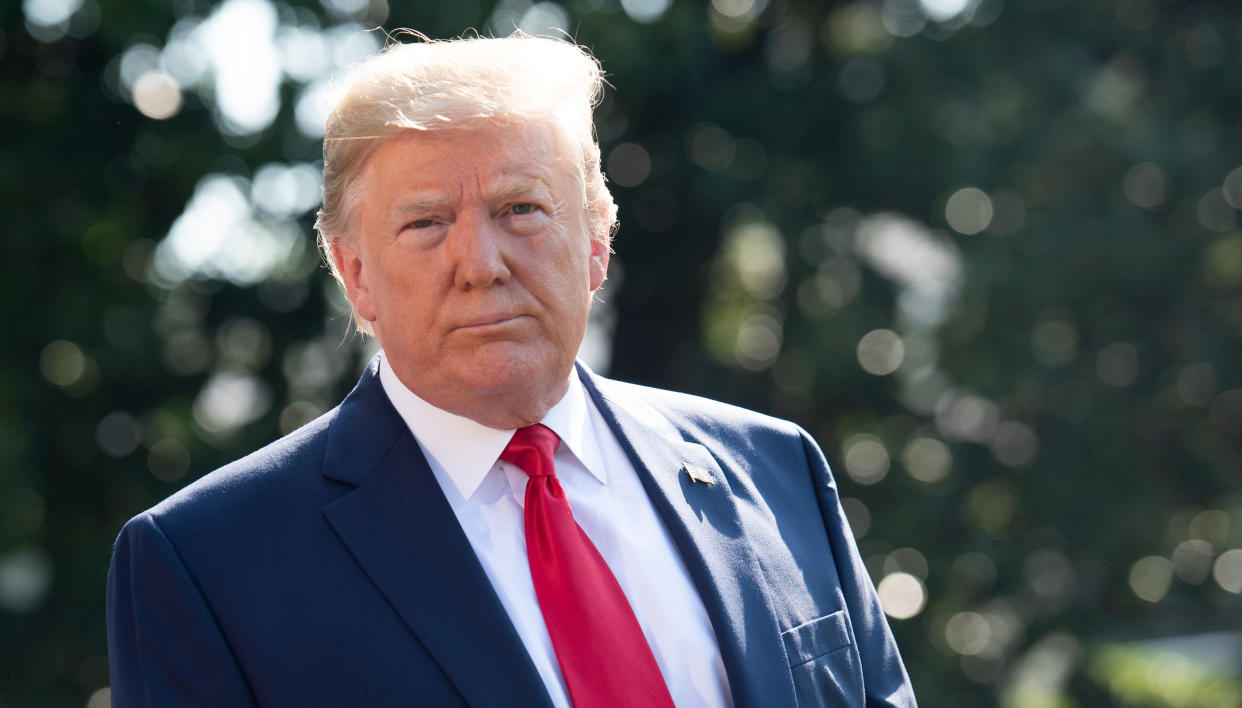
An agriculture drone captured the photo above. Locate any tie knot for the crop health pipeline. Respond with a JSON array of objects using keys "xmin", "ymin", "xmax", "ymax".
[{"xmin": 500, "ymin": 424, "xmax": 560, "ymax": 478}]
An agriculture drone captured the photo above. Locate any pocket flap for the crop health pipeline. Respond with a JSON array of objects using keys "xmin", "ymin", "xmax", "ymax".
[{"xmin": 781, "ymin": 610, "xmax": 851, "ymax": 667}]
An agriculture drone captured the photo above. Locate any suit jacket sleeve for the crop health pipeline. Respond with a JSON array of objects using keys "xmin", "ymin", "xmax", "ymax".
[
  {"xmin": 107, "ymin": 512, "xmax": 257, "ymax": 707},
  {"xmin": 799, "ymin": 427, "xmax": 917, "ymax": 707}
]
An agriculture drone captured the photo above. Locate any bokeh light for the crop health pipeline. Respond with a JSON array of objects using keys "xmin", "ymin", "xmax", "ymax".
[
  {"xmin": 734, "ymin": 308, "xmax": 783, "ymax": 370},
  {"xmin": 856, "ymin": 329, "xmax": 904, "ymax": 376},
  {"xmin": 919, "ymin": 0, "xmax": 976, "ymax": 23},
  {"xmin": 964, "ymin": 481, "xmax": 1017, "ymax": 533},
  {"xmin": 147, "ymin": 438, "xmax": 191, "ymax": 482},
  {"xmin": 885, "ymin": 547, "xmax": 929, "ymax": 581},
  {"xmin": 130, "ymin": 71, "xmax": 182, "ymax": 119},
  {"xmin": 1123, "ymin": 162, "xmax": 1169, "ymax": 209},
  {"xmin": 854, "ymin": 214, "xmax": 961, "ymax": 327},
  {"xmin": 1213, "ymin": 550, "xmax": 1242, "ymax": 594},
  {"xmin": 1129, "ymin": 556, "xmax": 1174, "ymax": 603},
  {"xmin": 1196, "ymin": 188, "xmax": 1235, "ymax": 232},
  {"xmin": 765, "ymin": 18, "xmax": 812, "ymax": 75},
  {"xmin": 618, "ymin": 0, "xmax": 671, "ymax": 24},
  {"xmin": 711, "ymin": 0, "xmax": 764, "ymax": 19},
  {"xmin": 687, "ymin": 122, "xmax": 737, "ymax": 172},
  {"xmin": 153, "ymin": 174, "xmax": 305, "ymax": 285},
  {"xmin": 1030, "ymin": 314, "xmax": 1078, "ymax": 367},
  {"xmin": 945, "ymin": 611, "xmax": 992, "ymax": 655},
  {"xmin": 723, "ymin": 218, "xmax": 786, "ymax": 299},
  {"xmin": 843, "ymin": 434, "xmax": 890, "ymax": 485},
  {"xmin": 0, "ymin": 548, "xmax": 53, "ymax": 613},
  {"xmin": 988, "ymin": 421, "xmax": 1039, "ymax": 467},
  {"xmin": 39, "ymin": 340, "xmax": 86, "ymax": 387},
  {"xmin": 196, "ymin": 0, "xmax": 283, "ymax": 135},
  {"xmin": 936, "ymin": 390, "xmax": 999, "ymax": 442},
  {"xmin": 1222, "ymin": 166, "xmax": 1242, "ymax": 208},
  {"xmin": 193, "ymin": 371, "xmax": 273, "ymax": 437},
  {"xmin": 1189, "ymin": 509, "xmax": 1230, "ymax": 547},
  {"xmin": 902, "ymin": 436, "xmax": 951, "ymax": 483},
  {"xmin": 95, "ymin": 412, "xmax": 142, "ymax": 458},
  {"xmin": 517, "ymin": 2, "xmax": 570, "ymax": 34},
  {"xmin": 606, "ymin": 143, "xmax": 652, "ymax": 188},
  {"xmin": 17, "ymin": 0, "xmax": 1242, "ymax": 704},
  {"xmin": 823, "ymin": 3, "xmax": 893, "ymax": 54},
  {"xmin": 1170, "ymin": 540, "xmax": 1214, "ymax": 585},
  {"xmin": 251, "ymin": 163, "xmax": 322, "ymax": 220},
  {"xmin": 878, "ymin": 572, "xmax": 927, "ymax": 620},
  {"xmin": 1024, "ymin": 549, "xmax": 1077, "ymax": 609},
  {"xmin": 944, "ymin": 187, "xmax": 993, "ymax": 235},
  {"xmin": 86, "ymin": 687, "xmax": 110, "ymax": 708},
  {"xmin": 22, "ymin": 0, "xmax": 84, "ymax": 41}
]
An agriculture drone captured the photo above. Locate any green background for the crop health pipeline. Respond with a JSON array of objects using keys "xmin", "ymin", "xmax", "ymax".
[{"xmin": 4, "ymin": 0, "xmax": 1241, "ymax": 705}]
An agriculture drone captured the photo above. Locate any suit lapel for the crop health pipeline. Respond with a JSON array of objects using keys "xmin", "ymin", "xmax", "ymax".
[
  {"xmin": 578, "ymin": 366, "xmax": 798, "ymax": 708},
  {"xmin": 321, "ymin": 361, "xmax": 553, "ymax": 708}
]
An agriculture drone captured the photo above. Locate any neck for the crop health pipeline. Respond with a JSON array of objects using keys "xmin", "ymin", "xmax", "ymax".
[
  {"xmin": 386, "ymin": 359, "xmax": 573, "ymax": 430},
  {"xmin": 456, "ymin": 379, "xmax": 570, "ymax": 430}
]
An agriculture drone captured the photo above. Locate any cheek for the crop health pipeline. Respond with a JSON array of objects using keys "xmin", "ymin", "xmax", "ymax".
[
  {"xmin": 540, "ymin": 249, "xmax": 592, "ymax": 299},
  {"xmin": 371, "ymin": 259, "xmax": 434, "ymax": 323}
]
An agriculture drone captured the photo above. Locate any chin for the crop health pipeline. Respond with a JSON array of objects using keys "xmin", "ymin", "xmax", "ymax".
[{"xmin": 453, "ymin": 345, "xmax": 569, "ymax": 397}]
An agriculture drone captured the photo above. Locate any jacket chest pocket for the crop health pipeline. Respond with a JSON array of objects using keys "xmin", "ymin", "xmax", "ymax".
[{"xmin": 782, "ymin": 611, "xmax": 865, "ymax": 707}]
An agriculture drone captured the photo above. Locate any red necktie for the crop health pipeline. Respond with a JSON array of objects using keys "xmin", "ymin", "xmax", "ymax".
[{"xmin": 501, "ymin": 424, "xmax": 676, "ymax": 708}]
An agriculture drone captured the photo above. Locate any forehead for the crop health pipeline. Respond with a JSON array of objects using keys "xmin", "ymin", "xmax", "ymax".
[{"xmin": 361, "ymin": 120, "xmax": 579, "ymax": 191}]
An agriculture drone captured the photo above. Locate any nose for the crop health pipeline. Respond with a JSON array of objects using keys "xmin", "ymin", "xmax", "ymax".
[{"xmin": 448, "ymin": 208, "xmax": 511, "ymax": 290}]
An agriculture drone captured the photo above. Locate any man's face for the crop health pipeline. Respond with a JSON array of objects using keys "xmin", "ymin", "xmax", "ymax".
[{"xmin": 334, "ymin": 121, "xmax": 609, "ymax": 427}]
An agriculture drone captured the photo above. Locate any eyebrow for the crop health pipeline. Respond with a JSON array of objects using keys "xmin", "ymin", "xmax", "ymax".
[
  {"xmin": 390, "ymin": 194, "xmax": 453, "ymax": 216},
  {"xmin": 484, "ymin": 172, "xmax": 555, "ymax": 203},
  {"xmin": 389, "ymin": 172, "xmax": 555, "ymax": 217}
]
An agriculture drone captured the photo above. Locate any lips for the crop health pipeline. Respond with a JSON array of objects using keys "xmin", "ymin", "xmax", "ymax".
[{"xmin": 451, "ymin": 314, "xmax": 528, "ymax": 332}]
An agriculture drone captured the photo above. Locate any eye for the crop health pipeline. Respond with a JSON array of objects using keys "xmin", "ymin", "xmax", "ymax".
[
  {"xmin": 510, "ymin": 203, "xmax": 538, "ymax": 216},
  {"xmin": 407, "ymin": 218, "xmax": 436, "ymax": 229}
]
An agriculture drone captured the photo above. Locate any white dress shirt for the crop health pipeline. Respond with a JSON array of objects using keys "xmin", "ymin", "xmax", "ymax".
[{"xmin": 378, "ymin": 353, "xmax": 732, "ymax": 708}]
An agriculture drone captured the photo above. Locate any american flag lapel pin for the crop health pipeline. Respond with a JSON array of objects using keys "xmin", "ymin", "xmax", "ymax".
[{"xmin": 681, "ymin": 462, "xmax": 715, "ymax": 485}]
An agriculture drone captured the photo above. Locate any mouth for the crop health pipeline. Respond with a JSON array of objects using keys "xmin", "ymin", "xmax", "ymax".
[{"xmin": 451, "ymin": 314, "xmax": 528, "ymax": 333}]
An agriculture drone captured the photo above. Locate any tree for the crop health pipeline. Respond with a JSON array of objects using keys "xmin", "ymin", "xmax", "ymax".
[{"xmin": 4, "ymin": 0, "xmax": 1240, "ymax": 704}]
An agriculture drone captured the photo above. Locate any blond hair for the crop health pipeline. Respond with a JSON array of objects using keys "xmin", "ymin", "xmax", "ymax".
[{"xmin": 314, "ymin": 33, "xmax": 617, "ymax": 312}]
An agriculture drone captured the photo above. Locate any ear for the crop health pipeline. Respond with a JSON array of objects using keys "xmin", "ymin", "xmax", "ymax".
[
  {"xmin": 586, "ymin": 200, "xmax": 612, "ymax": 292},
  {"xmin": 588, "ymin": 231, "xmax": 611, "ymax": 292},
  {"xmin": 332, "ymin": 237, "xmax": 378, "ymax": 323}
]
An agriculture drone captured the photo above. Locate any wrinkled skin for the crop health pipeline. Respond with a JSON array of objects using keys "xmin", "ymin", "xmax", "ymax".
[{"xmin": 333, "ymin": 121, "xmax": 609, "ymax": 429}]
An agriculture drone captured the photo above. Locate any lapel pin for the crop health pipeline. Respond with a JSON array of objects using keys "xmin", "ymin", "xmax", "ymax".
[{"xmin": 681, "ymin": 462, "xmax": 715, "ymax": 485}]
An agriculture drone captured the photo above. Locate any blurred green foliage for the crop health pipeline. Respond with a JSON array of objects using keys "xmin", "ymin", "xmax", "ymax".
[
  {"xmin": 3, "ymin": 0, "xmax": 1241, "ymax": 705},
  {"xmin": 1089, "ymin": 644, "xmax": 1242, "ymax": 708}
]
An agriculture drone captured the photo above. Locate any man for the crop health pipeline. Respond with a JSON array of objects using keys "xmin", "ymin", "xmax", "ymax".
[{"xmin": 107, "ymin": 34, "xmax": 915, "ymax": 707}]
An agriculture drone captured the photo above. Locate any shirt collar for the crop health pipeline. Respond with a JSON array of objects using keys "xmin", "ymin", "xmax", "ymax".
[{"xmin": 377, "ymin": 352, "xmax": 607, "ymax": 501}]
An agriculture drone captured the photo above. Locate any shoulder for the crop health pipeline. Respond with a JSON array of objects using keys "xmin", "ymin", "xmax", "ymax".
[
  {"xmin": 583, "ymin": 369, "xmax": 814, "ymax": 457},
  {"xmin": 140, "ymin": 407, "xmax": 340, "ymax": 531},
  {"xmin": 598, "ymin": 376, "xmax": 784, "ymax": 426}
]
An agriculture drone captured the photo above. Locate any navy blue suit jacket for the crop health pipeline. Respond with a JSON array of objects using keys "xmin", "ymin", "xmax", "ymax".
[{"xmin": 107, "ymin": 359, "xmax": 915, "ymax": 706}]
